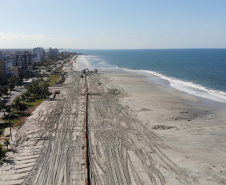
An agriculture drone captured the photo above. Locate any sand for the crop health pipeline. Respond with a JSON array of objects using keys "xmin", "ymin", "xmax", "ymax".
[
  {"xmin": 0, "ymin": 55, "xmax": 225, "ymax": 185},
  {"xmin": 104, "ymin": 69, "xmax": 226, "ymax": 184}
]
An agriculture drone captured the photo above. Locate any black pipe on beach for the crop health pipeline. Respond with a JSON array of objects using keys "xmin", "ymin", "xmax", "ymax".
[{"xmin": 84, "ymin": 75, "xmax": 91, "ymax": 185}]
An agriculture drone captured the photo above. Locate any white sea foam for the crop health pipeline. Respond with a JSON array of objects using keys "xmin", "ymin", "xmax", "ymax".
[
  {"xmin": 76, "ymin": 55, "xmax": 91, "ymax": 69},
  {"xmin": 77, "ymin": 55, "xmax": 226, "ymax": 104},
  {"xmin": 77, "ymin": 55, "xmax": 116, "ymax": 70},
  {"xmin": 123, "ymin": 69, "xmax": 226, "ymax": 103}
]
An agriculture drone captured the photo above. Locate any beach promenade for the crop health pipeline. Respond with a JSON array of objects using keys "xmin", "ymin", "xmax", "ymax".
[{"xmin": 0, "ymin": 56, "xmax": 225, "ymax": 185}]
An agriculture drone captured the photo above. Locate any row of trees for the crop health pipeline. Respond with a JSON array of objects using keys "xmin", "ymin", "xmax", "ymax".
[
  {"xmin": 0, "ymin": 75, "xmax": 23, "ymax": 112},
  {"xmin": 0, "ymin": 79, "xmax": 52, "ymax": 158},
  {"xmin": 0, "ymin": 75, "xmax": 23, "ymax": 94},
  {"xmin": 0, "ymin": 55, "xmax": 67, "ymax": 159},
  {"xmin": 0, "ymin": 80, "xmax": 51, "ymax": 122},
  {"xmin": 9, "ymin": 81, "xmax": 51, "ymax": 114},
  {"xmin": 0, "ymin": 54, "xmax": 68, "ymax": 157},
  {"xmin": 0, "ymin": 80, "xmax": 51, "ymax": 159},
  {"xmin": 26, "ymin": 81, "xmax": 50, "ymax": 99},
  {"xmin": 8, "ymin": 76, "xmax": 24, "ymax": 92},
  {"xmin": 0, "ymin": 86, "xmax": 9, "ymax": 116},
  {"xmin": 0, "ymin": 87, "xmax": 8, "ymax": 110}
]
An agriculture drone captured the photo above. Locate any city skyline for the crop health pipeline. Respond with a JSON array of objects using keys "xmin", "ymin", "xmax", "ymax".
[{"xmin": 0, "ymin": 0, "xmax": 226, "ymax": 49}]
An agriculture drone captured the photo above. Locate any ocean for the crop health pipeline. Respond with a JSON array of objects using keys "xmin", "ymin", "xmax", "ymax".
[{"xmin": 62, "ymin": 49, "xmax": 226, "ymax": 104}]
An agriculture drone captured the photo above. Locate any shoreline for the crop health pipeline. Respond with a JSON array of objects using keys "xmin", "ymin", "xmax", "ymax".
[
  {"xmin": 119, "ymin": 68, "xmax": 226, "ymax": 110},
  {"xmin": 76, "ymin": 54, "xmax": 226, "ymax": 106},
  {"xmin": 75, "ymin": 55, "xmax": 226, "ymax": 184},
  {"xmin": 76, "ymin": 55, "xmax": 226, "ymax": 185},
  {"xmin": 103, "ymin": 69, "xmax": 226, "ymax": 184},
  {"xmin": 74, "ymin": 55, "xmax": 226, "ymax": 183},
  {"xmin": 0, "ymin": 55, "xmax": 225, "ymax": 184}
]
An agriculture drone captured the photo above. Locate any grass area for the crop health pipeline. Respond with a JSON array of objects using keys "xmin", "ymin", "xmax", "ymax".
[
  {"xmin": 12, "ymin": 99, "xmax": 44, "ymax": 125},
  {"xmin": 0, "ymin": 128, "xmax": 4, "ymax": 137},
  {"xmin": 1, "ymin": 112, "xmax": 24, "ymax": 126},
  {"xmin": 25, "ymin": 99, "xmax": 44, "ymax": 108},
  {"xmin": 10, "ymin": 116, "xmax": 22, "ymax": 125},
  {"xmin": 1, "ymin": 98, "xmax": 45, "ymax": 129},
  {"xmin": 46, "ymin": 66, "xmax": 64, "ymax": 86},
  {"xmin": 48, "ymin": 74, "xmax": 61, "ymax": 86}
]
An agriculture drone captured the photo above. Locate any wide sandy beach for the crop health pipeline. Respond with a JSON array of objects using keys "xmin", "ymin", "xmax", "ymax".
[
  {"xmin": 0, "ymin": 55, "xmax": 225, "ymax": 185},
  {"xmin": 103, "ymin": 68, "xmax": 226, "ymax": 184}
]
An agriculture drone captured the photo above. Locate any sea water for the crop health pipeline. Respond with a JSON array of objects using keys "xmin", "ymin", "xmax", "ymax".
[{"xmin": 62, "ymin": 49, "xmax": 226, "ymax": 104}]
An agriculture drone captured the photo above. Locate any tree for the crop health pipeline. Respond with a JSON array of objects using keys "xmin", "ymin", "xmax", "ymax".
[
  {"xmin": 3, "ymin": 138, "xmax": 10, "ymax": 150},
  {"xmin": 25, "ymin": 80, "xmax": 51, "ymax": 100},
  {"xmin": 13, "ymin": 96, "xmax": 22, "ymax": 113},
  {"xmin": 0, "ymin": 87, "xmax": 7, "ymax": 113},
  {"xmin": 0, "ymin": 144, "xmax": 6, "ymax": 158},
  {"xmin": 5, "ymin": 106, "xmax": 11, "ymax": 115},
  {"xmin": 0, "ymin": 97, "xmax": 3, "ymax": 111},
  {"xmin": 8, "ymin": 76, "xmax": 16, "ymax": 92},
  {"xmin": 23, "ymin": 91, "xmax": 30, "ymax": 101},
  {"xmin": 0, "ymin": 86, "xmax": 8, "ymax": 95},
  {"xmin": 40, "ymin": 83, "xmax": 51, "ymax": 98},
  {"xmin": 18, "ymin": 74, "xmax": 24, "ymax": 85},
  {"xmin": 11, "ymin": 102, "xmax": 16, "ymax": 112},
  {"xmin": 27, "ymin": 81, "xmax": 41, "ymax": 99},
  {"xmin": 20, "ymin": 94, "xmax": 26, "ymax": 104}
]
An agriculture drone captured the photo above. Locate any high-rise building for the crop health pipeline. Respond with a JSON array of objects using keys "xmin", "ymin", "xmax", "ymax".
[
  {"xmin": 4, "ymin": 59, "xmax": 13, "ymax": 75},
  {"xmin": 33, "ymin": 47, "xmax": 44, "ymax": 62},
  {"xmin": 12, "ymin": 66, "xmax": 23, "ymax": 77},
  {"xmin": 13, "ymin": 51, "xmax": 32, "ymax": 75}
]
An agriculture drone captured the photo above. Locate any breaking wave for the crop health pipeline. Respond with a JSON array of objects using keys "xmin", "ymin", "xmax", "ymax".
[{"xmin": 77, "ymin": 55, "xmax": 226, "ymax": 104}]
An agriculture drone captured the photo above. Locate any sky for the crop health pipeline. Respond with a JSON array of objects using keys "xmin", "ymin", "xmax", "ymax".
[{"xmin": 0, "ymin": 0, "xmax": 226, "ymax": 49}]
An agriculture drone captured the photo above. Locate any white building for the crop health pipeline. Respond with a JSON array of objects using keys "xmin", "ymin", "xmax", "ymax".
[
  {"xmin": 4, "ymin": 59, "xmax": 13, "ymax": 75},
  {"xmin": 0, "ymin": 56, "xmax": 13, "ymax": 76},
  {"xmin": 33, "ymin": 47, "xmax": 44, "ymax": 62}
]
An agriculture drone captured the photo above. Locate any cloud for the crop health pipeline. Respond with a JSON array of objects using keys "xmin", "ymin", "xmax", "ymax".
[{"xmin": 0, "ymin": 32, "xmax": 77, "ymax": 48}]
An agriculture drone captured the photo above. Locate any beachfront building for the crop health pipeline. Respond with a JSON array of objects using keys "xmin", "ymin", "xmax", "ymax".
[
  {"xmin": 13, "ymin": 51, "xmax": 32, "ymax": 75},
  {"xmin": 12, "ymin": 66, "xmax": 23, "ymax": 77},
  {"xmin": 0, "ymin": 59, "xmax": 7, "ymax": 84},
  {"xmin": 33, "ymin": 47, "xmax": 44, "ymax": 62},
  {"xmin": 4, "ymin": 59, "xmax": 14, "ymax": 76},
  {"xmin": 31, "ymin": 54, "xmax": 38, "ymax": 62},
  {"xmin": 48, "ymin": 47, "xmax": 59, "ymax": 58},
  {"xmin": 0, "ymin": 56, "xmax": 14, "ymax": 76}
]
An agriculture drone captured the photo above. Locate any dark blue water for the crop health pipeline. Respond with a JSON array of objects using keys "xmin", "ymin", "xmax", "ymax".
[{"xmin": 62, "ymin": 49, "xmax": 226, "ymax": 103}]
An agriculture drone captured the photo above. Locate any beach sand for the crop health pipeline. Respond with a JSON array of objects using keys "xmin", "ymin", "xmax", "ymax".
[
  {"xmin": 0, "ymin": 55, "xmax": 225, "ymax": 185},
  {"xmin": 104, "ymin": 69, "xmax": 226, "ymax": 184}
]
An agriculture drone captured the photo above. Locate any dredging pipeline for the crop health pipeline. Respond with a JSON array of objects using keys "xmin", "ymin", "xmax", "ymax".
[{"xmin": 84, "ymin": 74, "xmax": 90, "ymax": 185}]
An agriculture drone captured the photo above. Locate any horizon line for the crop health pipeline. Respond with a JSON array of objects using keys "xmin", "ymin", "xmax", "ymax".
[{"xmin": 0, "ymin": 48, "xmax": 226, "ymax": 50}]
